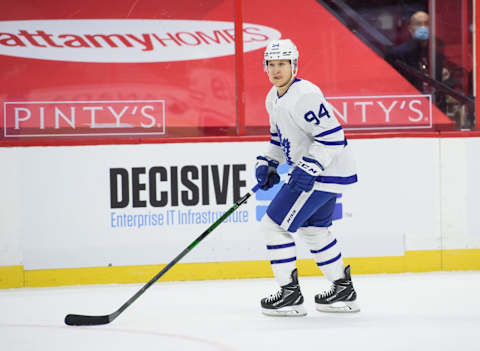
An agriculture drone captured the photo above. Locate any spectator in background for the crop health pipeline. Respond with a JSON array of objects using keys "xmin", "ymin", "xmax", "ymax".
[{"xmin": 385, "ymin": 10, "xmax": 453, "ymax": 113}]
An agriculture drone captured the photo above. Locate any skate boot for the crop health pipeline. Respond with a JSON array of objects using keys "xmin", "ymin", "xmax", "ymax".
[
  {"xmin": 261, "ymin": 269, "xmax": 307, "ymax": 316},
  {"xmin": 315, "ymin": 265, "xmax": 360, "ymax": 313}
]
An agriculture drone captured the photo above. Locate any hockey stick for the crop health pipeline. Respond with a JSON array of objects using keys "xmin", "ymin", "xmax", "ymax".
[{"xmin": 65, "ymin": 184, "xmax": 260, "ymax": 326}]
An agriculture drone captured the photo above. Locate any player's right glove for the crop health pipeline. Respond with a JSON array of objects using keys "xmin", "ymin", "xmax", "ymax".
[
  {"xmin": 288, "ymin": 157, "xmax": 324, "ymax": 192},
  {"xmin": 255, "ymin": 156, "xmax": 280, "ymax": 190}
]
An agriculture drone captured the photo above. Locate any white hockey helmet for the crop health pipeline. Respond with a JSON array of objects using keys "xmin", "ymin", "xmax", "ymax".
[{"xmin": 263, "ymin": 39, "xmax": 299, "ymax": 75}]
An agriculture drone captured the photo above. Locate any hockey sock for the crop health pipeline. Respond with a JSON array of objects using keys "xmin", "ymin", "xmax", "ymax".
[
  {"xmin": 299, "ymin": 226, "xmax": 345, "ymax": 282},
  {"xmin": 261, "ymin": 214, "xmax": 297, "ymax": 287}
]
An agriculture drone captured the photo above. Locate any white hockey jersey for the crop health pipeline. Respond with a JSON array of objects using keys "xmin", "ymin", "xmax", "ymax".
[{"xmin": 264, "ymin": 78, "xmax": 357, "ymax": 193}]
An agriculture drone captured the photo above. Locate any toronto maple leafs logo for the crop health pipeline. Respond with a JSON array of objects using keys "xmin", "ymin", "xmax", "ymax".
[{"xmin": 276, "ymin": 125, "xmax": 293, "ymax": 165}]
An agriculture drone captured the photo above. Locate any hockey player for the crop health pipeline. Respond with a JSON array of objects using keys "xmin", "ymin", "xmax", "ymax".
[{"xmin": 256, "ymin": 39, "xmax": 359, "ymax": 316}]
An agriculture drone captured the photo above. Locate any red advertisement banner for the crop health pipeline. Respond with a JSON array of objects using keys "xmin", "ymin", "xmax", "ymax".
[
  {"xmin": 329, "ymin": 95, "xmax": 432, "ymax": 130},
  {"xmin": 0, "ymin": 0, "xmax": 456, "ymax": 144}
]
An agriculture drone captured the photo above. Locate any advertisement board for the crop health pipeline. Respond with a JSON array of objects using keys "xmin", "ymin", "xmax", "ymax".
[
  {"xmin": 0, "ymin": 0, "xmax": 455, "ymax": 145},
  {"xmin": 0, "ymin": 139, "xmax": 442, "ymax": 270}
]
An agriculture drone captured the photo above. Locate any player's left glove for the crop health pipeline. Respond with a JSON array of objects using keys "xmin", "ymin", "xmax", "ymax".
[
  {"xmin": 255, "ymin": 156, "xmax": 280, "ymax": 190},
  {"xmin": 288, "ymin": 157, "xmax": 324, "ymax": 192}
]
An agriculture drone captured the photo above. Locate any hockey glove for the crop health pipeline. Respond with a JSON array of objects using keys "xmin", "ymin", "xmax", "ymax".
[
  {"xmin": 288, "ymin": 157, "xmax": 324, "ymax": 192},
  {"xmin": 255, "ymin": 156, "xmax": 280, "ymax": 190}
]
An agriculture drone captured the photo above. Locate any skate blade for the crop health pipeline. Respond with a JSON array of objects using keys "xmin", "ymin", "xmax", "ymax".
[
  {"xmin": 262, "ymin": 305, "xmax": 307, "ymax": 317},
  {"xmin": 316, "ymin": 300, "xmax": 360, "ymax": 313}
]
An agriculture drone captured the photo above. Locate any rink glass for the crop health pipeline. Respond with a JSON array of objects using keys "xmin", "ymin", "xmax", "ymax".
[{"xmin": 0, "ymin": 0, "xmax": 476, "ymax": 146}]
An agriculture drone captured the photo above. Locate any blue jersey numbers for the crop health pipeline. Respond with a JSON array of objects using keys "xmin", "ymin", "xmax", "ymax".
[{"xmin": 304, "ymin": 103, "xmax": 331, "ymax": 125}]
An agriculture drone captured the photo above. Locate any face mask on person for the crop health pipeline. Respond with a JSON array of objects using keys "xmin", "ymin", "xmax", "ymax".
[{"xmin": 414, "ymin": 26, "xmax": 429, "ymax": 40}]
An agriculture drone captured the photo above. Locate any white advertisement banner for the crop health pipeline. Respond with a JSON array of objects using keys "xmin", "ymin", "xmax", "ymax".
[
  {"xmin": 0, "ymin": 139, "xmax": 442, "ymax": 269},
  {"xmin": 0, "ymin": 20, "xmax": 281, "ymax": 63}
]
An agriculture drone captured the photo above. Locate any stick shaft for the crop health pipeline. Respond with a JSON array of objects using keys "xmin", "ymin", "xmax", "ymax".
[{"xmin": 65, "ymin": 184, "xmax": 259, "ymax": 325}]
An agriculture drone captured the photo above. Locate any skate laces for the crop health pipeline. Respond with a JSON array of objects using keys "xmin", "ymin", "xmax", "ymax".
[
  {"xmin": 319, "ymin": 279, "xmax": 352, "ymax": 299},
  {"xmin": 265, "ymin": 290, "xmax": 283, "ymax": 303},
  {"xmin": 319, "ymin": 284, "xmax": 336, "ymax": 299}
]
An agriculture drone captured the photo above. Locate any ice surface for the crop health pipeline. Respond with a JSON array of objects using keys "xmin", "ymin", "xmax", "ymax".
[{"xmin": 1, "ymin": 271, "xmax": 479, "ymax": 351}]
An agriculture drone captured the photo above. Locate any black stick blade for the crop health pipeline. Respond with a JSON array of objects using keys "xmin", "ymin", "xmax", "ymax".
[{"xmin": 65, "ymin": 314, "xmax": 110, "ymax": 326}]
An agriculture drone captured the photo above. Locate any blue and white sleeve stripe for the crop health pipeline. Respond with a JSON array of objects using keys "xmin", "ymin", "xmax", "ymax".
[
  {"xmin": 313, "ymin": 126, "xmax": 347, "ymax": 147},
  {"xmin": 314, "ymin": 126, "xmax": 343, "ymax": 138},
  {"xmin": 270, "ymin": 132, "xmax": 281, "ymax": 146}
]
